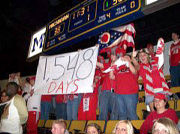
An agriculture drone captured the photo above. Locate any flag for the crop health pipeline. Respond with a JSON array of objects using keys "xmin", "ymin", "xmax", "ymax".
[{"xmin": 98, "ymin": 23, "xmax": 136, "ymax": 53}]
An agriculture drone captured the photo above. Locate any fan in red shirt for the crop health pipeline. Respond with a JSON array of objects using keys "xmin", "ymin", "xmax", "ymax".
[
  {"xmin": 140, "ymin": 93, "xmax": 178, "ymax": 134},
  {"xmin": 132, "ymin": 38, "xmax": 171, "ymax": 112},
  {"xmin": 78, "ymin": 69, "xmax": 101, "ymax": 120},
  {"xmin": 113, "ymin": 55, "xmax": 139, "ymax": 120},
  {"xmin": 169, "ymin": 32, "xmax": 180, "ymax": 87},
  {"xmin": 96, "ymin": 50, "xmax": 117, "ymax": 120}
]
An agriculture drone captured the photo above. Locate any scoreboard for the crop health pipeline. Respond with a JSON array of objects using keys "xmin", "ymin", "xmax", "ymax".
[{"xmin": 43, "ymin": 0, "xmax": 143, "ymax": 53}]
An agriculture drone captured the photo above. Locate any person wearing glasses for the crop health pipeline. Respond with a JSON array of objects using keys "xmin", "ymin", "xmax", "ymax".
[{"xmin": 113, "ymin": 120, "xmax": 134, "ymax": 134}]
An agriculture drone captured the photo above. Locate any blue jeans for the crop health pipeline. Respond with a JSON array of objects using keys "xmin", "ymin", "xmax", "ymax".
[
  {"xmin": 99, "ymin": 90, "xmax": 117, "ymax": 120},
  {"xmin": 116, "ymin": 93, "xmax": 138, "ymax": 120},
  {"xmin": 56, "ymin": 103, "xmax": 67, "ymax": 120},
  {"xmin": 67, "ymin": 95, "xmax": 81, "ymax": 120},
  {"xmin": 170, "ymin": 65, "xmax": 180, "ymax": 87},
  {"xmin": 40, "ymin": 101, "xmax": 52, "ymax": 120}
]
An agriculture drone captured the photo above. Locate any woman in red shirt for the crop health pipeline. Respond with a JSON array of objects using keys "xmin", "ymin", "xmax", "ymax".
[
  {"xmin": 132, "ymin": 38, "xmax": 171, "ymax": 112},
  {"xmin": 140, "ymin": 93, "xmax": 178, "ymax": 134}
]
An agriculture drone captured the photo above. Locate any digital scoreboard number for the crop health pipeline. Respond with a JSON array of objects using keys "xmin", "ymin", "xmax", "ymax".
[
  {"xmin": 44, "ymin": 0, "xmax": 142, "ymax": 53},
  {"xmin": 103, "ymin": 0, "xmax": 127, "ymax": 11},
  {"xmin": 68, "ymin": 1, "xmax": 97, "ymax": 32}
]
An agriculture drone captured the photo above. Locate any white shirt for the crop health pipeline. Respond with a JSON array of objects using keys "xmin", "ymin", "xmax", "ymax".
[
  {"xmin": 24, "ymin": 86, "xmax": 41, "ymax": 112},
  {"xmin": 0, "ymin": 96, "xmax": 22, "ymax": 134}
]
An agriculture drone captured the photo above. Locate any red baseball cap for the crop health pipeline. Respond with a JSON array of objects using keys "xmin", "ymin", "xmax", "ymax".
[{"xmin": 154, "ymin": 93, "xmax": 167, "ymax": 100}]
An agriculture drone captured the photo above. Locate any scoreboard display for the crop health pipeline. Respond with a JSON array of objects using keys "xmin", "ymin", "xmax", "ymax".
[{"xmin": 43, "ymin": 0, "xmax": 143, "ymax": 53}]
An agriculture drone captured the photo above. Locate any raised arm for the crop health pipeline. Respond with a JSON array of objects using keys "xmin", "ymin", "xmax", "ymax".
[
  {"xmin": 155, "ymin": 38, "xmax": 165, "ymax": 69},
  {"xmin": 131, "ymin": 48, "xmax": 140, "ymax": 71},
  {"xmin": 96, "ymin": 62, "xmax": 104, "ymax": 69},
  {"xmin": 121, "ymin": 56, "xmax": 137, "ymax": 75}
]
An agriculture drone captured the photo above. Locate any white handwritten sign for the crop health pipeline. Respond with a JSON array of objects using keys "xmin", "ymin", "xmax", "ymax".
[{"xmin": 34, "ymin": 46, "xmax": 99, "ymax": 95}]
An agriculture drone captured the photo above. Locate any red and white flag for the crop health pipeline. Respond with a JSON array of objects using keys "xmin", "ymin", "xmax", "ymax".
[{"xmin": 98, "ymin": 23, "xmax": 136, "ymax": 53}]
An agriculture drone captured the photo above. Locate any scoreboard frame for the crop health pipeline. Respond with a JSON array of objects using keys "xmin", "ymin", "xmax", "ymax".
[{"xmin": 43, "ymin": 0, "xmax": 142, "ymax": 53}]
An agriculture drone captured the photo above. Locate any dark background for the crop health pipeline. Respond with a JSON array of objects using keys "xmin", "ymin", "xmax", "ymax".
[{"xmin": 0, "ymin": 0, "xmax": 179, "ymax": 79}]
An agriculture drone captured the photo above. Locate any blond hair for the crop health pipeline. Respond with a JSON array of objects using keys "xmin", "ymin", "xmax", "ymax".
[
  {"xmin": 52, "ymin": 119, "xmax": 67, "ymax": 130},
  {"xmin": 113, "ymin": 120, "xmax": 134, "ymax": 134},
  {"xmin": 137, "ymin": 49, "xmax": 151, "ymax": 62},
  {"xmin": 152, "ymin": 118, "xmax": 179, "ymax": 134}
]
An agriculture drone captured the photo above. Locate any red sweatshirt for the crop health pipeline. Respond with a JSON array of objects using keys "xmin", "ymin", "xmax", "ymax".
[{"xmin": 140, "ymin": 108, "xmax": 178, "ymax": 134}]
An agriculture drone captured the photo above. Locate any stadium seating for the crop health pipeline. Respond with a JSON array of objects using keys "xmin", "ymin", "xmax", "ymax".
[
  {"xmin": 36, "ymin": 85, "xmax": 180, "ymax": 134},
  {"xmin": 131, "ymin": 120, "xmax": 144, "ymax": 130},
  {"xmin": 44, "ymin": 120, "xmax": 54, "ymax": 128},
  {"xmin": 138, "ymin": 91, "xmax": 145, "ymax": 98},
  {"xmin": 136, "ymin": 102, "xmax": 147, "ymax": 120},
  {"xmin": 104, "ymin": 120, "xmax": 119, "ymax": 134},
  {"xmin": 170, "ymin": 86, "xmax": 180, "ymax": 94},
  {"xmin": 37, "ymin": 120, "xmax": 45, "ymax": 134},
  {"xmin": 131, "ymin": 120, "xmax": 144, "ymax": 134},
  {"xmin": 65, "ymin": 120, "xmax": 71, "ymax": 130},
  {"xmin": 38, "ymin": 119, "xmax": 45, "ymax": 128},
  {"xmin": 39, "ymin": 119, "xmax": 146, "ymax": 134},
  {"xmin": 168, "ymin": 100, "xmax": 175, "ymax": 109},
  {"xmin": 176, "ymin": 99, "xmax": 180, "ymax": 111},
  {"xmin": 44, "ymin": 120, "xmax": 54, "ymax": 133},
  {"xmin": 68, "ymin": 120, "xmax": 86, "ymax": 134}
]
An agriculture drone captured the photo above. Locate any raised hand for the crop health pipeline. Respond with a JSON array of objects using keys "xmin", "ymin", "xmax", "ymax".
[
  {"xmin": 132, "ymin": 48, "xmax": 138, "ymax": 58},
  {"xmin": 156, "ymin": 38, "xmax": 165, "ymax": 69},
  {"xmin": 156, "ymin": 38, "xmax": 165, "ymax": 55}
]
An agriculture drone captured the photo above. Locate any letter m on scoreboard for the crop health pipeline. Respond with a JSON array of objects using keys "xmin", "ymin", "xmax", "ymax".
[{"xmin": 27, "ymin": 27, "xmax": 46, "ymax": 59}]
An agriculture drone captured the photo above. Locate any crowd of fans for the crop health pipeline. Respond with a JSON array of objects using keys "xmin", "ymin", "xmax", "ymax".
[
  {"xmin": 0, "ymin": 32, "xmax": 180, "ymax": 134},
  {"xmin": 50, "ymin": 118, "xmax": 179, "ymax": 134}
]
